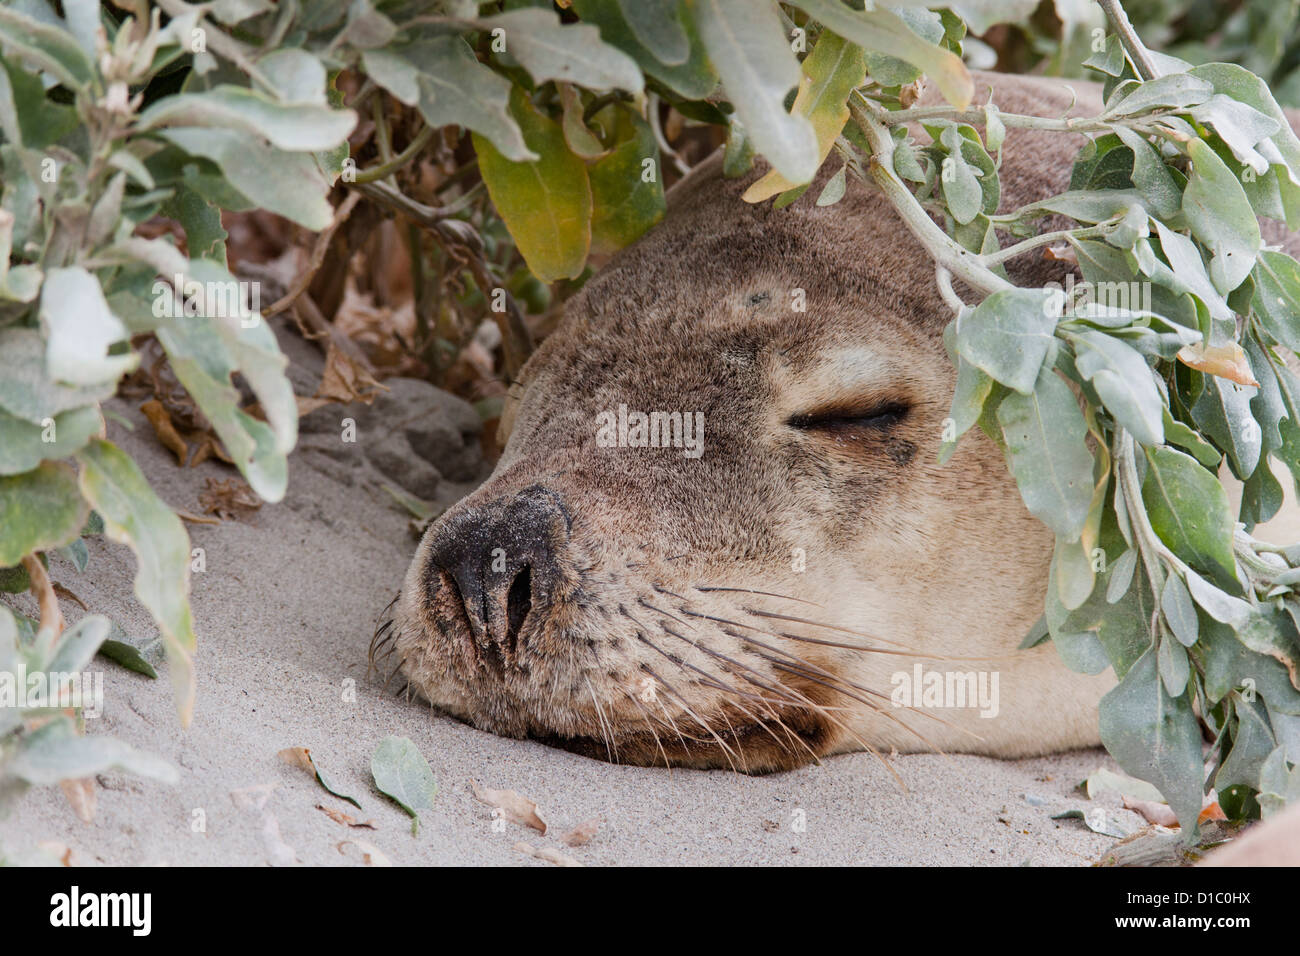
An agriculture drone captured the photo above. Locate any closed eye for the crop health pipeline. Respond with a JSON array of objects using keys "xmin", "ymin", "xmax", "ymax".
[{"xmin": 786, "ymin": 402, "xmax": 910, "ymax": 432}]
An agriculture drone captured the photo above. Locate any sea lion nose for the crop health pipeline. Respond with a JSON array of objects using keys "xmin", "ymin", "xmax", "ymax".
[{"xmin": 426, "ymin": 484, "xmax": 570, "ymax": 657}]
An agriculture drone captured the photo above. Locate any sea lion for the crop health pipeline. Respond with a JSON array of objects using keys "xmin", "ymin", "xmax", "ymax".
[{"xmin": 375, "ymin": 71, "xmax": 1297, "ymax": 773}]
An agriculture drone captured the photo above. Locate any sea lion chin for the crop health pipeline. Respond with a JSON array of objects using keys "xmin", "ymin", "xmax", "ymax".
[{"xmin": 374, "ymin": 71, "xmax": 1124, "ymax": 773}]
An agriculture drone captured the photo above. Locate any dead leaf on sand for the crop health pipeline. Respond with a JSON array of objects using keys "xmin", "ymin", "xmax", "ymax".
[
  {"xmin": 1122, "ymin": 795, "xmax": 1178, "ymax": 827},
  {"xmin": 559, "ymin": 818, "xmax": 601, "ymax": 847},
  {"xmin": 200, "ymin": 477, "xmax": 262, "ymax": 521},
  {"xmin": 230, "ymin": 782, "xmax": 279, "ymax": 812},
  {"xmin": 277, "ymin": 747, "xmax": 363, "ymax": 809},
  {"xmin": 337, "ymin": 839, "xmax": 392, "ymax": 866},
  {"xmin": 60, "ymin": 777, "xmax": 97, "ymax": 824},
  {"xmin": 514, "ymin": 842, "xmax": 582, "ymax": 867},
  {"xmin": 316, "ymin": 804, "xmax": 377, "ymax": 829},
  {"xmin": 469, "ymin": 779, "xmax": 547, "ymax": 833},
  {"xmin": 141, "ymin": 399, "xmax": 190, "ymax": 466}
]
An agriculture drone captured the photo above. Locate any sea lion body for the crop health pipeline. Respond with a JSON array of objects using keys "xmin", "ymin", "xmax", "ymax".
[{"xmin": 382, "ymin": 71, "xmax": 1300, "ymax": 772}]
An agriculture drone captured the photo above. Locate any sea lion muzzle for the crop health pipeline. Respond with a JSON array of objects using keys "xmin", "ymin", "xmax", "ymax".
[{"xmin": 422, "ymin": 484, "xmax": 572, "ymax": 665}]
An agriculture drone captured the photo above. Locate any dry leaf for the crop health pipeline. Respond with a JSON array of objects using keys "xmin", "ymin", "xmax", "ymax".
[
  {"xmin": 37, "ymin": 841, "xmax": 74, "ymax": 866},
  {"xmin": 60, "ymin": 777, "xmax": 97, "ymax": 824},
  {"xmin": 1176, "ymin": 342, "xmax": 1260, "ymax": 387},
  {"xmin": 316, "ymin": 804, "xmax": 377, "ymax": 829},
  {"xmin": 1199, "ymin": 800, "xmax": 1228, "ymax": 824},
  {"xmin": 316, "ymin": 341, "xmax": 382, "ymax": 405},
  {"xmin": 51, "ymin": 584, "xmax": 88, "ymax": 612},
  {"xmin": 200, "ymin": 477, "xmax": 262, "ymax": 521},
  {"xmin": 514, "ymin": 842, "xmax": 582, "ymax": 867},
  {"xmin": 1043, "ymin": 244, "xmax": 1077, "ymax": 264},
  {"xmin": 559, "ymin": 818, "xmax": 601, "ymax": 847},
  {"xmin": 1122, "ymin": 795, "xmax": 1178, "ymax": 827},
  {"xmin": 337, "ymin": 839, "xmax": 392, "ymax": 866},
  {"xmin": 469, "ymin": 779, "xmax": 547, "ymax": 834},
  {"xmin": 188, "ymin": 433, "xmax": 234, "ymax": 468},
  {"xmin": 230, "ymin": 783, "xmax": 279, "ymax": 812},
  {"xmin": 261, "ymin": 812, "xmax": 298, "ymax": 866},
  {"xmin": 141, "ymin": 399, "xmax": 190, "ymax": 465}
]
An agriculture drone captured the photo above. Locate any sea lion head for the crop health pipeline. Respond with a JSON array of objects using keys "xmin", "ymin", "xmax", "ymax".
[{"xmin": 380, "ymin": 76, "xmax": 1115, "ymax": 772}]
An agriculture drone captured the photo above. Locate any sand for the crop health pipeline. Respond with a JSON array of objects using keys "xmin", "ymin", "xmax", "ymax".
[{"xmin": 0, "ymin": 326, "xmax": 1137, "ymax": 867}]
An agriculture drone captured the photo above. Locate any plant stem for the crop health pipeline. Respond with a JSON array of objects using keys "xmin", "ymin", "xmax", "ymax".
[
  {"xmin": 1097, "ymin": 0, "xmax": 1160, "ymax": 82},
  {"xmin": 354, "ymin": 124, "xmax": 437, "ymax": 183},
  {"xmin": 849, "ymin": 95, "xmax": 1012, "ymax": 299}
]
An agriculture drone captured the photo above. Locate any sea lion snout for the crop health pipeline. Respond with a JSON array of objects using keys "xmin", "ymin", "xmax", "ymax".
[{"xmin": 422, "ymin": 484, "xmax": 571, "ymax": 660}]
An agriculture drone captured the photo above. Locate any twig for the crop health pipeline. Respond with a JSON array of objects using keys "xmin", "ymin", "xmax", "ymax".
[
  {"xmin": 265, "ymin": 192, "xmax": 363, "ymax": 318},
  {"xmin": 354, "ymin": 124, "xmax": 437, "ymax": 184},
  {"xmin": 352, "ymin": 180, "xmax": 533, "ymax": 376},
  {"xmin": 23, "ymin": 554, "xmax": 62, "ymax": 638},
  {"xmin": 1098, "ymin": 0, "xmax": 1160, "ymax": 82}
]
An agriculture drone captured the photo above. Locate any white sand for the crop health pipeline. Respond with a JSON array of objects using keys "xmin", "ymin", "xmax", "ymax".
[{"xmin": 0, "ymin": 329, "xmax": 1135, "ymax": 867}]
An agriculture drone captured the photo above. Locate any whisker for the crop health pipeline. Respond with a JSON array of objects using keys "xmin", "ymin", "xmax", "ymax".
[{"xmin": 695, "ymin": 585, "xmax": 822, "ymax": 607}]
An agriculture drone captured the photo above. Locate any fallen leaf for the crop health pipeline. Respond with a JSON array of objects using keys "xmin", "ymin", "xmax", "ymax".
[
  {"xmin": 514, "ymin": 842, "xmax": 582, "ymax": 867},
  {"xmin": 470, "ymin": 779, "xmax": 547, "ymax": 834},
  {"xmin": 370, "ymin": 736, "xmax": 438, "ymax": 834},
  {"xmin": 51, "ymin": 584, "xmax": 88, "ymax": 611},
  {"xmin": 1177, "ymin": 342, "xmax": 1260, "ymax": 387},
  {"xmin": 1043, "ymin": 244, "xmax": 1077, "ymax": 264},
  {"xmin": 230, "ymin": 782, "xmax": 279, "ymax": 812},
  {"xmin": 1199, "ymin": 800, "xmax": 1228, "ymax": 824},
  {"xmin": 316, "ymin": 341, "xmax": 382, "ymax": 405},
  {"xmin": 559, "ymin": 817, "xmax": 601, "ymax": 847},
  {"xmin": 140, "ymin": 399, "xmax": 190, "ymax": 465},
  {"xmin": 315, "ymin": 804, "xmax": 377, "ymax": 829},
  {"xmin": 278, "ymin": 747, "xmax": 363, "ymax": 809},
  {"xmin": 261, "ymin": 811, "xmax": 298, "ymax": 866},
  {"xmin": 36, "ymin": 841, "xmax": 74, "ymax": 866},
  {"xmin": 200, "ymin": 477, "xmax": 262, "ymax": 521},
  {"xmin": 60, "ymin": 777, "xmax": 97, "ymax": 824},
  {"xmin": 337, "ymin": 839, "xmax": 392, "ymax": 866},
  {"xmin": 1123, "ymin": 795, "xmax": 1178, "ymax": 827}
]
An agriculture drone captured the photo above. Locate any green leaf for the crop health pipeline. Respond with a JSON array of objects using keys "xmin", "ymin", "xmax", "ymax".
[
  {"xmin": 1189, "ymin": 62, "xmax": 1300, "ymax": 187},
  {"xmin": 367, "ymin": 38, "xmax": 535, "ymax": 162},
  {"xmin": 743, "ymin": 29, "xmax": 866, "ymax": 202},
  {"xmin": 570, "ymin": 0, "xmax": 716, "ymax": 101},
  {"xmin": 1066, "ymin": 329, "xmax": 1164, "ymax": 447},
  {"xmin": 38, "ymin": 267, "xmax": 137, "ymax": 387},
  {"xmin": 1252, "ymin": 250, "xmax": 1300, "ymax": 351},
  {"xmin": 8, "ymin": 717, "xmax": 178, "ymax": 786},
  {"xmin": 1157, "ymin": 635, "xmax": 1190, "ymax": 696},
  {"xmin": 473, "ymin": 87, "xmax": 592, "ymax": 282},
  {"xmin": 160, "ymin": 186, "xmax": 228, "ymax": 264},
  {"xmin": 97, "ymin": 620, "xmax": 162, "ymax": 680},
  {"xmin": 789, "ymin": 0, "xmax": 973, "ymax": 108},
  {"xmin": 482, "ymin": 8, "xmax": 643, "ymax": 93},
  {"xmin": 1189, "ymin": 372, "xmax": 1261, "ymax": 478},
  {"xmin": 1162, "ymin": 408, "xmax": 1222, "ymax": 469},
  {"xmin": 1183, "ymin": 138, "xmax": 1262, "ymax": 294},
  {"xmin": 1098, "ymin": 647, "xmax": 1204, "ymax": 834},
  {"xmin": 693, "ymin": 0, "xmax": 819, "ymax": 184},
  {"xmin": 0, "ymin": 6, "xmax": 95, "ymax": 91},
  {"xmin": 370, "ymin": 735, "xmax": 438, "ymax": 833},
  {"xmin": 938, "ymin": 354, "xmax": 992, "ymax": 464},
  {"xmin": 618, "ymin": 0, "xmax": 689, "ymax": 65},
  {"xmin": 1142, "ymin": 445, "xmax": 1239, "ymax": 590},
  {"xmin": 1215, "ymin": 699, "xmax": 1279, "ymax": 794},
  {"xmin": 587, "ymin": 106, "xmax": 665, "ymax": 254},
  {"xmin": 157, "ymin": 129, "xmax": 334, "ymax": 230},
  {"xmin": 997, "ymin": 367, "xmax": 1095, "ymax": 541},
  {"xmin": 76, "ymin": 440, "xmax": 197, "ymax": 727},
  {"xmin": 0, "ymin": 462, "xmax": 87, "ymax": 566},
  {"xmin": 1105, "ymin": 73, "xmax": 1213, "ymax": 116},
  {"xmin": 1111, "ymin": 126, "xmax": 1181, "ymax": 220},
  {"xmin": 0, "ymin": 404, "xmax": 101, "ymax": 476},
  {"xmin": 955, "ymin": 286, "xmax": 1058, "ymax": 395},
  {"xmin": 138, "ymin": 87, "xmax": 356, "ymax": 152},
  {"xmin": 1161, "ymin": 574, "xmax": 1199, "ymax": 648}
]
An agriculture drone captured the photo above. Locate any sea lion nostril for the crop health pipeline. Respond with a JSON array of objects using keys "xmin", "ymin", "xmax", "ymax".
[
  {"xmin": 425, "ymin": 487, "xmax": 567, "ymax": 655},
  {"xmin": 505, "ymin": 565, "xmax": 532, "ymax": 653}
]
